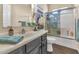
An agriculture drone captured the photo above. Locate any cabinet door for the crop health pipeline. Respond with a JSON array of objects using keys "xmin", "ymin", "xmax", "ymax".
[
  {"xmin": 28, "ymin": 44, "xmax": 41, "ymax": 54},
  {"xmin": 41, "ymin": 40, "xmax": 47, "ymax": 54},
  {"xmin": 25, "ymin": 37, "xmax": 41, "ymax": 53},
  {"xmin": 9, "ymin": 46, "xmax": 25, "ymax": 54},
  {"xmin": 41, "ymin": 33, "xmax": 47, "ymax": 54}
]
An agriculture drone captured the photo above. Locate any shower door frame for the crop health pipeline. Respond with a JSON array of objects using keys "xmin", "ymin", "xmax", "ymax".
[{"xmin": 46, "ymin": 7, "xmax": 76, "ymax": 40}]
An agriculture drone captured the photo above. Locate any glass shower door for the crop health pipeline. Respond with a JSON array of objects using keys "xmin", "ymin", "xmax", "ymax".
[
  {"xmin": 60, "ymin": 9, "xmax": 75, "ymax": 39},
  {"xmin": 46, "ymin": 8, "xmax": 76, "ymax": 39},
  {"xmin": 46, "ymin": 11, "xmax": 60, "ymax": 36}
]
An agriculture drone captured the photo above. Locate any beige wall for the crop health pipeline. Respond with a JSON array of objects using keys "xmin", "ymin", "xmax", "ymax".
[
  {"xmin": 47, "ymin": 4, "xmax": 74, "ymax": 11},
  {"xmin": 11, "ymin": 4, "xmax": 32, "ymax": 27},
  {"xmin": 0, "ymin": 4, "xmax": 3, "ymax": 30},
  {"xmin": 37, "ymin": 4, "xmax": 48, "ymax": 12}
]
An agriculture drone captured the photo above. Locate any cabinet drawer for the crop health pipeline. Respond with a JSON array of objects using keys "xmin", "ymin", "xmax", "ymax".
[
  {"xmin": 26, "ymin": 37, "xmax": 41, "ymax": 53},
  {"xmin": 41, "ymin": 33, "xmax": 47, "ymax": 41},
  {"xmin": 41, "ymin": 42, "xmax": 47, "ymax": 54},
  {"xmin": 28, "ymin": 44, "xmax": 41, "ymax": 54}
]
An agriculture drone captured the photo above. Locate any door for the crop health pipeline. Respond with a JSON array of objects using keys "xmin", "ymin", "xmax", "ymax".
[
  {"xmin": 46, "ymin": 11, "xmax": 60, "ymax": 36},
  {"xmin": 60, "ymin": 8, "xmax": 75, "ymax": 39}
]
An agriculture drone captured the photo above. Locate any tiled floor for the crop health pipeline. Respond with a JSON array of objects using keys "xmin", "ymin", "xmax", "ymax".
[{"xmin": 52, "ymin": 44, "xmax": 78, "ymax": 54}]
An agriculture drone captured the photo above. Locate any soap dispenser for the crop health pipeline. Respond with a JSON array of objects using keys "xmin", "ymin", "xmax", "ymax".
[
  {"xmin": 8, "ymin": 26, "xmax": 14, "ymax": 36},
  {"xmin": 33, "ymin": 25, "xmax": 38, "ymax": 31},
  {"xmin": 21, "ymin": 28, "xmax": 26, "ymax": 34}
]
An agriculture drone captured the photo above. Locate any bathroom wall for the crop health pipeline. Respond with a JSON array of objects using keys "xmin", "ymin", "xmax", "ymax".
[
  {"xmin": 11, "ymin": 4, "xmax": 32, "ymax": 27},
  {"xmin": 37, "ymin": 4, "xmax": 48, "ymax": 13},
  {"xmin": 0, "ymin": 4, "xmax": 3, "ymax": 31}
]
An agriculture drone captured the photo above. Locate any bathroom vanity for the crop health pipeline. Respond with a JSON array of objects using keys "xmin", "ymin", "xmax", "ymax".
[{"xmin": 0, "ymin": 30, "xmax": 47, "ymax": 54}]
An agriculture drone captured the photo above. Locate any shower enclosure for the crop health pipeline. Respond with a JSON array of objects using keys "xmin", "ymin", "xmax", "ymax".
[
  {"xmin": 46, "ymin": 7, "xmax": 79, "ymax": 40},
  {"xmin": 46, "ymin": 10, "xmax": 60, "ymax": 36}
]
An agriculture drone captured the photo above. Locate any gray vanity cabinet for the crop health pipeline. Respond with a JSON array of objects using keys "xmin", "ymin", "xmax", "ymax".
[
  {"xmin": 25, "ymin": 33, "xmax": 47, "ymax": 54},
  {"xmin": 9, "ymin": 33, "xmax": 47, "ymax": 54}
]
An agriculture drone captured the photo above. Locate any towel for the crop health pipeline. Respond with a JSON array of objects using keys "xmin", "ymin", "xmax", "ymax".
[{"xmin": 0, "ymin": 35, "xmax": 23, "ymax": 44}]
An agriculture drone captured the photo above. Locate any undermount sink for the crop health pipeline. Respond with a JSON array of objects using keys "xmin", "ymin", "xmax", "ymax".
[
  {"xmin": 21, "ymin": 31, "xmax": 37, "ymax": 37},
  {"xmin": 15, "ymin": 30, "xmax": 38, "ymax": 36}
]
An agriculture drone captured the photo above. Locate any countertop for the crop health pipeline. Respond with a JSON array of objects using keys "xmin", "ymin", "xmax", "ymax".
[
  {"xmin": 47, "ymin": 36, "xmax": 79, "ymax": 52},
  {"xmin": 0, "ymin": 29, "xmax": 48, "ymax": 54}
]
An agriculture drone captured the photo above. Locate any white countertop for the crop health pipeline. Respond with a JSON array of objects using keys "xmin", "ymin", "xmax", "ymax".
[
  {"xmin": 0, "ymin": 29, "xmax": 48, "ymax": 54},
  {"xmin": 47, "ymin": 36, "xmax": 79, "ymax": 52}
]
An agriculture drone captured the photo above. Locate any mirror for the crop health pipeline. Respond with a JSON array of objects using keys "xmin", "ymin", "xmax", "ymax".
[
  {"xmin": 2, "ymin": 4, "xmax": 32, "ymax": 28},
  {"xmin": 0, "ymin": 4, "xmax": 3, "ymax": 31}
]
